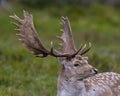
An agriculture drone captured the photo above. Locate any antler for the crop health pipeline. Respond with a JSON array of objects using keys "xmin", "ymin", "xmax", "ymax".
[
  {"xmin": 10, "ymin": 11, "xmax": 84, "ymax": 58},
  {"xmin": 58, "ymin": 16, "xmax": 91, "ymax": 56},
  {"xmin": 58, "ymin": 16, "xmax": 76, "ymax": 54}
]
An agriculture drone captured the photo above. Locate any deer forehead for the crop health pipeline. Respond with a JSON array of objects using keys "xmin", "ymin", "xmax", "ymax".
[
  {"xmin": 65, "ymin": 56, "xmax": 89, "ymax": 66},
  {"xmin": 73, "ymin": 56, "xmax": 88, "ymax": 64},
  {"xmin": 57, "ymin": 55, "xmax": 89, "ymax": 66}
]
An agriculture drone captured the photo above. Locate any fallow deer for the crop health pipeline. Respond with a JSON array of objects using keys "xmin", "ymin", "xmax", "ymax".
[{"xmin": 10, "ymin": 11, "xmax": 120, "ymax": 96}]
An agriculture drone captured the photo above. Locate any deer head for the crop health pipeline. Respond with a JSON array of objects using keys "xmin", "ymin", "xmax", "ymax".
[{"xmin": 10, "ymin": 11, "xmax": 98, "ymax": 82}]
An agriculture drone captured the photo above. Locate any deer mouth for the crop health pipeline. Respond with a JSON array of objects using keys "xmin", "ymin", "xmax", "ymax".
[{"xmin": 76, "ymin": 72, "xmax": 97, "ymax": 80}]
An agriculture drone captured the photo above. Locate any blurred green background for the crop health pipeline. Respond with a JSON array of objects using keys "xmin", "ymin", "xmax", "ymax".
[{"xmin": 0, "ymin": 0, "xmax": 120, "ymax": 96}]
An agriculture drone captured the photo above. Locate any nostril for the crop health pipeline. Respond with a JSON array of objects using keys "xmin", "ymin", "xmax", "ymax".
[{"xmin": 94, "ymin": 69, "xmax": 98, "ymax": 74}]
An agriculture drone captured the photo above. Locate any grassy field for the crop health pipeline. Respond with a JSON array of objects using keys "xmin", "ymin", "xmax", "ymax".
[{"xmin": 0, "ymin": 2, "xmax": 120, "ymax": 96}]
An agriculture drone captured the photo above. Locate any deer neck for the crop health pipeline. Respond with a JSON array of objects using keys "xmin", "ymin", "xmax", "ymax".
[{"xmin": 57, "ymin": 65, "xmax": 87, "ymax": 96}]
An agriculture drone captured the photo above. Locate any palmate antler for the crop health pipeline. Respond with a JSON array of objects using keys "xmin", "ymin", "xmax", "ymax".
[
  {"xmin": 10, "ymin": 11, "xmax": 91, "ymax": 58},
  {"xmin": 58, "ymin": 16, "xmax": 91, "ymax": 55}
]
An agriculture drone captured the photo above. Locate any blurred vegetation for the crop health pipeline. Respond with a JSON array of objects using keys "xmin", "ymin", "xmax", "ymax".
[
  {"xmin": 19, "ymin": 0, "xmax": 120, "ymax": 8},
  {"xmin": 0, "ymin": 1, "xmax": 120, "ymax": 96}
]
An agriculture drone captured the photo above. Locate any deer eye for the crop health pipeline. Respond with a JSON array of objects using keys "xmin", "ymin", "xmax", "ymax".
[{"xmin": 74, "ymin": 63, "xmax": 79, "ymax": 67}]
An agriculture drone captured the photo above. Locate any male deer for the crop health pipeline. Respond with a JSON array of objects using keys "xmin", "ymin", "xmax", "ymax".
[{"xmin": 10, "ymin": 11, "xmax": 120, "ymax": 96}]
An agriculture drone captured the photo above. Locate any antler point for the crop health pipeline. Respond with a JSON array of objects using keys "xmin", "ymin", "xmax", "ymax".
[
  {"xmin": 60, "ymin": 29, "xmax": 63, "ymax": 32},
  {"xmin": 89, "ymin": 42, "xmax": 92, "ymax": 47},
  {"xmin": 51, "ymin": 41, "xmax": 53, "ymax": 46}
]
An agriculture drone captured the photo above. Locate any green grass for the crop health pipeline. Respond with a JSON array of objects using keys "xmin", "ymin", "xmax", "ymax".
[{"xmin": 0, "ymin": 2, "xmax": 120, "ymax": 96}]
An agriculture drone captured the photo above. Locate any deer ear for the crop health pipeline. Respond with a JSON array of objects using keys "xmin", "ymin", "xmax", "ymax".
[{"xmin": 83, "ymin": 57, "xmax": 88, "ymax": 60}]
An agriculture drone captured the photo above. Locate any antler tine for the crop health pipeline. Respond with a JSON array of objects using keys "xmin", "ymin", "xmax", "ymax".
[
  {"xmin": 79, "ymin": 43, "xmax": 91, "ymax": 55},
  {"xmin": 10, "ymin": 14, "xmax": 23, "ymax": 24}
]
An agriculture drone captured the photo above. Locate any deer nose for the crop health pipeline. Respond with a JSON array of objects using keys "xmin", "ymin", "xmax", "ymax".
[{"xmin": 93, "ymin": 69, "xmax": 98, "ymax": 74}]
